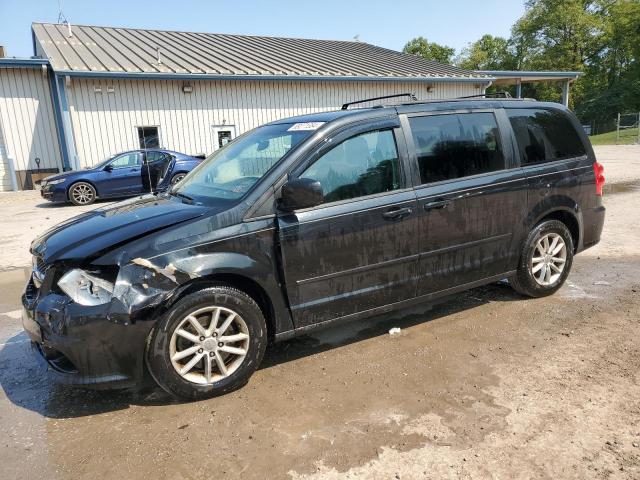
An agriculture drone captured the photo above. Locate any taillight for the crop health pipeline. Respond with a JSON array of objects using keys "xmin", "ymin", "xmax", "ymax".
[{"xmin": 593, "ymin": 161, "xmax": 605, "ymax": 196}]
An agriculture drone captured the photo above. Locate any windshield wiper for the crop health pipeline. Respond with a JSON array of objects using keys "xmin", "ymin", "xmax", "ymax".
[{"xmin": 171, "ymin": 191, "xmax": 196, "ymax": 204}]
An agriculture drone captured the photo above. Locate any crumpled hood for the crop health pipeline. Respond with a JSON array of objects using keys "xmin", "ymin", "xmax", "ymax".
[{"xmin": 32, "ymin": 195, "xmax": 210, "ymax": 264}]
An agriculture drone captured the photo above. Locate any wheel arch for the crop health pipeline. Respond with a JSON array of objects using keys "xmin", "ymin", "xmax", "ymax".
[
  {"xmin": 168, "ymin": 274, "xmax": 278, "ymax": 342},
  {"xmin": 530, "ymin": 205, "xmax": 581, "ymax": 252},
  {"xmin": 66, "ymin": 179, "xmax": 99, "ymax": 200}
]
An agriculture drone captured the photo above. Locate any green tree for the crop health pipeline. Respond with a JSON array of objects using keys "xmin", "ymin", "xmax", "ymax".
[
  {"xmin": 577, "ymin": 0, "xmax": 640, "ymax": 126},
  {"xmin": 402, "ymin": 37, "xmax": 455, "ymax": 64},
  {"xmin": 508, "ymin": 0, "xmax": 605, "ymax": 108},
  {"xmin": 457, "ymin": 35, "xmax": 518, "ymax": 71},
  {"xmin": 509, "ymin": 0, "xmax": 639, "ymax": 123}
]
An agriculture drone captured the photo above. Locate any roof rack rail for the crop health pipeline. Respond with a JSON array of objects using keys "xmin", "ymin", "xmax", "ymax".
[
  {"xmin": 341, "ymin": 93, "xmax": 417, "ymax": 110},
  {"xmin": 456, "ymin": 92, "xmax": 513, "ymax": 99}
]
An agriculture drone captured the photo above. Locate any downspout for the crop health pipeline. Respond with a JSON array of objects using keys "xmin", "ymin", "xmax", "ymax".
[
  {"xmin": 55, "ymin": 75, "xmax": 80, "ymax": 170},
  {"xmin": 47, "ymin": 70, "xmax": 73, "ymax": 171}
]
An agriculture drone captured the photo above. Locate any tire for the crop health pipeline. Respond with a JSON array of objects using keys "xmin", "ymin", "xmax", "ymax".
[
  {"xmin": 510, "ymin": 219, "xmax": 574, "ymax": 298},
  {"xmin": 146, "ymin": 285, "xmax": 267, "ymax": 400},
  {"xmin": 68, "ymin": 181, "xmax": 97, "ymax": 206},
  {"xmin": 170, "ymin": 173, "xmax": 186, "ymax": 185}
]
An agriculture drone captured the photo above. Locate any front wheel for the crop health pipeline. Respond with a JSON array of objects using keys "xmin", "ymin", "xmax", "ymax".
[
  {"xmin": 146, "ymin": 286, "xmax": 267, "ymax": 400},
  {"xmin": 68, "ymin": 181, "xmax": 96, "ymax": 206},
  {"xmin": 510, "ymin": 219, "xmax": 574, "ymax": 298}
]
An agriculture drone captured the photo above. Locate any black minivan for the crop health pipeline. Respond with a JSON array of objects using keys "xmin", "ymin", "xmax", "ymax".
[{"xmin": 22, "ymin": 96, "xmax": 605, "ymax": 400}]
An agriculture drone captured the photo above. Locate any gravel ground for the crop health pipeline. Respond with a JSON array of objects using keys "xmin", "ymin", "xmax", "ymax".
[{"xmin": 0, "ymin": 145, "xmax": 638, "ymax": 479}]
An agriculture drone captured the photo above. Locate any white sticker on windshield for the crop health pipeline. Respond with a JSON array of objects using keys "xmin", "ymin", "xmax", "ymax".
[{"xmin": 287, "ymin": 122, "xmax": 325, "ymax": 131}]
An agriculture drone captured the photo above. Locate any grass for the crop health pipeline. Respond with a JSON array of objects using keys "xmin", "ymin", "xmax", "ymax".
[{"xmin": 589, "ymin": 127, "xmax": 639, "ymax": 146}]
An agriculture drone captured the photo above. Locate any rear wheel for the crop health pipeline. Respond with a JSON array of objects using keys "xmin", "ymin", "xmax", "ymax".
[
  {"xmin": 510, "ymin": 219, "xmax": 574, "ymax": 297},
  {"xmin": 146, "ymin": 286, "xmax": 267, "ymax": 400},
  {"xmin": 68, "ymin": 182, "xmax": 96, "ymax": 206}
]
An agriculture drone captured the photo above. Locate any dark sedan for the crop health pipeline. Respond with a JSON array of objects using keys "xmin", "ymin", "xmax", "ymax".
[{"xmin": 40, "ymin": 149, "xmax": 204, "ymax": 205}]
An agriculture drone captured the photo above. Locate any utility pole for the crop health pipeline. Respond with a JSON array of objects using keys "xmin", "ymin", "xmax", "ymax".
[{"xmin": 616, "ymin": 113, "xmax": 620, "ymax": 145}]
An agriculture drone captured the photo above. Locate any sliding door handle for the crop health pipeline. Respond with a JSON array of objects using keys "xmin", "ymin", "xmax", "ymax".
[
  {"xmin": 423, "ymin": 199, "xmax": 450, "ymax": 210},
  {"xmin": 382, "ymin": 207, "xmax": 412, "ymax": 220}
]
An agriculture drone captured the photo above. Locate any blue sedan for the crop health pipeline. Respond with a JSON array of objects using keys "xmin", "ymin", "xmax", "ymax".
[{"xmin": 40, "ymin": 149, "xmax": 204, "ymax": 205}]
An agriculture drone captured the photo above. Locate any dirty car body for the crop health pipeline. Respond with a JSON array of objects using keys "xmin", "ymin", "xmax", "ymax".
[{"xmin": 22, "ymin": 99, "xmax": 606, "ymax": 395}]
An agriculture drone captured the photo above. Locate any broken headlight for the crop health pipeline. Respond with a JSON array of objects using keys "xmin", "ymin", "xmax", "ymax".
[{"xmin": 58, "ymin": 269, "xmax": 115, "ymax": 306}]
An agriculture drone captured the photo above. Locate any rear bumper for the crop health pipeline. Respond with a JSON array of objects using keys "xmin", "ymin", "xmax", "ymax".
[{"xmin": 579, "ymin": 204, "xmax": 606, "ymax": 252}]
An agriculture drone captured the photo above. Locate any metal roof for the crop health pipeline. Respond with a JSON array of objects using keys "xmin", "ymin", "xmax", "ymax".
[{"xmin": 32, "ymin": 23, "xmax": 490, "ymax": 81}]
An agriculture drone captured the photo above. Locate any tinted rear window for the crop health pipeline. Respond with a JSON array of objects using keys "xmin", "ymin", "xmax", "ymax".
[
  {"xmin": 506, "ymin": 108, "xmax": 586, "ymax": 165},
  {"xmin": 409, "ymin": 112, "xmax": 505, "ymax": 184}
]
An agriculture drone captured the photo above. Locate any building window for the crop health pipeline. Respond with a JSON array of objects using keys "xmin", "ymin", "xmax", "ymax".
[{"xmin": 137, "ymin": 126, "xmax": 160, "ymax": 149}]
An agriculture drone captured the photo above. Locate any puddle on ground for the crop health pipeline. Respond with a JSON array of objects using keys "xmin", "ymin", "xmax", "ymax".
[{"xmin": 603, "ymin": 180, "xmax": 640, "ymax": 195}]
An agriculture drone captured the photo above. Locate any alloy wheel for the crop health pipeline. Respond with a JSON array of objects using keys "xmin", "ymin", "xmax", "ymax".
[
  {"xmin": 171, "ymin": 173, "xmax": 186, "ymax": 185},
  {"xmin": 71, "ymin": 184, "xmax": 95, "ymax": 205},
  {"xmin": 530, "ymin": 232, "xmax": 567, "ymax": 286},
  {"xmin": 169, "ymin": 306, "xmax": 250, "ymax": 385}
]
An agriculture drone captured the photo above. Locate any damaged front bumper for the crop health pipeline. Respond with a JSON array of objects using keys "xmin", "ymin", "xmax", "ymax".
[
  {"xmin": 21, "ymin": 252, "xmax": 209, "ymax": 388},
  {"xmin": 21, "ymin": 269, "xmax": 161, "ymax": 388}
]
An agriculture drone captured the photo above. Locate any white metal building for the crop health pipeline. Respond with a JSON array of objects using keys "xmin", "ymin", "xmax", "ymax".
[
  {"xmin": 1, "ymin": 22, "xmax": 495, "ymax": 190},
  {"xmin": 0, "ymin": 60, "xmax": 64, "ymax": 190}
]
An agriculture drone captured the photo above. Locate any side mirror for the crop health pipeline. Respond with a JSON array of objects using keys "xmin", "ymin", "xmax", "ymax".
[
  {"xmin": 104, "ymin": 164, "xmax": 113, "ymax": 172},
  {"xmin": 278, "ymin": 178, "xmax": 323, "ymax": 212}
]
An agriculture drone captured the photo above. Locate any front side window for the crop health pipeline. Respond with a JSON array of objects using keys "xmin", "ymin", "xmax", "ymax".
[
  {"xmin": 110, "ymin": 152, "xmax": 142, "ymax": 169},
  {"xmin": 506, "ymin": 108, "xmax": 586, "ymax": 165},
  {"xmin": 138, "ymin": 126, "xmax": 160, "ymax": 149},
  {"xmin": 173, "ymin": 123, "xmax": 314, "ymax": 205},
  {"xmin": 409, "ymin": 112, "xmax": 504, "ymax": 184},
  {"xmin": 301, "ymin": 129, "xmax": 400, "ymax": 204}
]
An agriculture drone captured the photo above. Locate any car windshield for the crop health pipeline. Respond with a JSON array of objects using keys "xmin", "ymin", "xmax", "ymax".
[{"xmin": 172, "ymin": 123, "xmax": 315, "ymax": 205}]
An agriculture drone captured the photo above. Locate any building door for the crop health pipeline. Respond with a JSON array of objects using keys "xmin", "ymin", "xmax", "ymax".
[{"xmin": 212, "ymin": 125, "xmax": 236, "ymax": 151}]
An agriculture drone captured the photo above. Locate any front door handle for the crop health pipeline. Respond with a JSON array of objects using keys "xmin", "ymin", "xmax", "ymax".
[
  {"xmin": 382, "ymin": 207, "xmax": 412, "ymax": 220},
  {"xmin": 423, "ymin": 199, "xmax": 450, "ymax": 210}
]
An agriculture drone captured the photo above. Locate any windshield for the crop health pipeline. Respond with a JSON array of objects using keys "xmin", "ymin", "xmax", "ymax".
[{"xmin": 172, "ymin": 123, "xmax": 315, "ymax": 205}]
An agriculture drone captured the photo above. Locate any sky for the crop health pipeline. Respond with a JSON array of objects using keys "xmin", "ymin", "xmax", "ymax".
[{"xmin": 0, "ymin": 0, "xmax": 525, "ymax": 58}]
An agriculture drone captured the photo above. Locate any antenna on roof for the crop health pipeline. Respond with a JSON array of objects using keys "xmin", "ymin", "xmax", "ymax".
[
  {"xmin": 353, "ymin": 34, "xmax": 360, "ymax": 42},
  {"xmin": 57, "ymin": 0, "xmax": 73, "ymax": 37}
]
